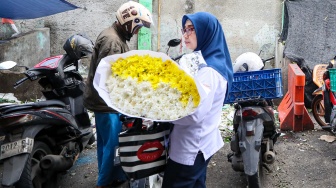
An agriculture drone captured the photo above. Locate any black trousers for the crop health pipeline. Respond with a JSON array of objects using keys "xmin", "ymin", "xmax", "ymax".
[{"xmin": 162, "ymin": 153, "xmax": 212, "ymax": 188}]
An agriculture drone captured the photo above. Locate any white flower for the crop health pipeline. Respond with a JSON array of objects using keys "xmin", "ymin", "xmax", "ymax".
[{"xmin": 105, "ymin": 54, "xmax": 200, "ymax": 121}]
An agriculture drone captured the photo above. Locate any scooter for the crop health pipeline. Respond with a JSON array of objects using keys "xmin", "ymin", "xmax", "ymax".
[
  {"xmin": 312, "ymin": 57, "xmax": 336, "ymax": 133},
  {"xmin": 0, "ymin": 34, "xmax": 95, "ymax": 188},
  {"xmin": 111, "ymin": 38, "xmax": 181, "ymax": 188},
  {"xmin": 119, "ymin": 115, "xmax": 172, "ymax": 188},
  {"xmin": 295, "ymin": 59, "xmax": 318, "ymax": 109},
  {"xmin": 311, "ymin": 63, "xmax": 329, "ymax": 127},
  {"xmin": 227, "ymin": 52, "xmax": 280, "ymax": 188}
]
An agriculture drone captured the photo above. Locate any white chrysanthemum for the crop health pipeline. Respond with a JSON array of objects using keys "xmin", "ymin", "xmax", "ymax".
[
  {"xmin": 105, "ymin": 54, "xmax": 201, "ymax": 120},
  {"xmin": 106, "ymin": 74, "xmax": 194, "ymax": 120}
]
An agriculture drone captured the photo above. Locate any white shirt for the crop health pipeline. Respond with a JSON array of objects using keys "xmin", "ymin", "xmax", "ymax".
[{"xmin": 169, "ymin": 67, "xmax": 227, "ymax": 165}]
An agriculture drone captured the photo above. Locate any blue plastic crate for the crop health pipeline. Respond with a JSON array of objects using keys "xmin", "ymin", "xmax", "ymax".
[{"xmin": 224, "ymin": 68, "xmax": 283, "ymax": 104}]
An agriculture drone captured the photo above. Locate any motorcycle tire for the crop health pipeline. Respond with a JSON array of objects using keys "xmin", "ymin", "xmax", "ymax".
[
  {"xmin": 311, "ymin": 95, "xmax": 328, "ymax": 127},
  {"xmin": 129, "ymin": 177, "xmax": 149, "ymax": 188},
  {"xmin": 323, "ymin": 90, "xmax": 332, "ymax": 123},
  {"xmin": 247, "ymin": 172, "xmax": 260, "ymax": 188},
  {"xmin": 88, "ymin": 134, "xmax": 96, "ymax": 145},
  {"xmin": 15, "ymin": 141, "xmax": 57, "ymax": 188},
  {"xmin": 247, "ymin": 152, "xmax": 263, "ymax": 188}
]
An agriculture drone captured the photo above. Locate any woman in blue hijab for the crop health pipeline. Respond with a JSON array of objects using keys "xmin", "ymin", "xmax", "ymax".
[
  {"xmin": 162, "ymin": 12, "xmax": 233, "ymax": 188},
  {"xmin": 184, "ymin": 11, "xmax": 233, "ymax": 94}
]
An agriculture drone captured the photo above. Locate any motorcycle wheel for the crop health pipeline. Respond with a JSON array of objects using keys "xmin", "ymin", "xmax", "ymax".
[
  {"xmin": 246, "ymin": 153, "xmax": 263, "ymax": 188},
  {"xmin": 129, "ymin": 177, "xmax": 150, "ymax": 188},
  {"xmin": 15, "ymin": 141, "xmax": 57, "ymax": 188},
  {"xmin": 88, "ymin": 134, "xmax": 96, "ymax": 145},
  {"xmin": 312, "ymin": 95, "xmax": 328, "ymax": 127},
  {"xmin": 247, "ymin": 173, "xmax": 260, "ymax": 188}
]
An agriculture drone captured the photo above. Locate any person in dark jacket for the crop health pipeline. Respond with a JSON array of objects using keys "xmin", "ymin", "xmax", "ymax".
[{"xmin": 83, "ymin": 1, "xmax": 153, "ymax": 187}]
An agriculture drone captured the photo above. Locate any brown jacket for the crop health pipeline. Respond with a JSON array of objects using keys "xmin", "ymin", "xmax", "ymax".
[{"xmin": 83, "ymin": 22, "xmax": 130, "ymax": 112}]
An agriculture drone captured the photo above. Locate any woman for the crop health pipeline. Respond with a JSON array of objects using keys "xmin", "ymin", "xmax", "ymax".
[{"xmin": 162, "ymin": 12, "xmax": 233, "ymax": 188}]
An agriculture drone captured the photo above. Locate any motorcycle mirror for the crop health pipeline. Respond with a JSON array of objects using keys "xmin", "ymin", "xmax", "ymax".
[
  {"xmin": 167, "ymin": 39, "xmax": 181, "ymax": 47},
  {"xmin": 0, "ymin": 61, "xmax": 17, "ymax": 70},
  {"xmin": 166, "ymin": 39, "xmax": 181, "ymax": 54}
]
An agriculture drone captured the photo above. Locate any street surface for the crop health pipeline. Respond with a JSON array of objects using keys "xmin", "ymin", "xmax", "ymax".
[{"xmin": 1, "ymin": 111, "xmax": 336, "ymax": 188}]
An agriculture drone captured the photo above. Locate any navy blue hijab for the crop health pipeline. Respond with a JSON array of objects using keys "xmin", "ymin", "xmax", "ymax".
[{"xmin": 182, "ymin": 12, "xmax": 233, "ymax": 97}]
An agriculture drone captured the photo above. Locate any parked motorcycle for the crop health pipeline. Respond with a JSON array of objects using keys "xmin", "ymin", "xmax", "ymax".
[
  {"xmin": 227, "ymin": 52, "xmax": 281, "ymax": 188},
  {"xmin": 110, "ymin": 38, "xmax": 181, "ymax": 188},
  {"xmin": 119, "ymin": 115, "xmax": 172, "ymax": 188},
  {"xmin": 295, "ymin": 59, "xmax": 318, "ymax": 109},
  {"xmin": 311, "ymin": 63, "xmax": 329, "ymax": 127},
  {"xmin": 312, "ymin": 57, "xmax": 336, "ymax": 133},
  {"xmin": 0, "ymin": 34, "xmax": 95, "ymax": 188}
]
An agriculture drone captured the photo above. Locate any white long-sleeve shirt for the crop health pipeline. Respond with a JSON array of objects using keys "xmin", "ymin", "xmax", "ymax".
[{"xmin": 169, "ymin": 66, "xmax": 227, "ymax": 165}]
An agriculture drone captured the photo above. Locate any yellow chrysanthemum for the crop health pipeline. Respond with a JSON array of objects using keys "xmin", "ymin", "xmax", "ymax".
[{"xmin": 108, "ymin": 54, "xmax": 200, "ymax": 120}]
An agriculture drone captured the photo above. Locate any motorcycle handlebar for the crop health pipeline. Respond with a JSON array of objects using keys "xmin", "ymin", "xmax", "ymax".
[
  {"xmin": 120, "ymin": 114, "xmax": 136, "ymax": 122},
  {"xmin": 13, "ymin": 77, "xmax": 29, "ymax": 89},
  {"xmin": 171, "ymin": 54, "xmax": 185, "ymax": 61},
  {"xmin": 262, "ymin": 56, "xmax": 275, "ymax": 63}
]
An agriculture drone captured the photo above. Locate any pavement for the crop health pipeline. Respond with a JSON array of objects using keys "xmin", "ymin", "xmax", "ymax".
[
  {"xmin": 1, "ymin": 96, "xmax": 336, "ymax": 188},
  {"xmin": 56, "ymin": 106, "xmax": 336, "ymax": 188}
]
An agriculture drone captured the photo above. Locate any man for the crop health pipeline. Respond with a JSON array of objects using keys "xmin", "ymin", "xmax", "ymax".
[{"xmin": 83, "ymin": 1, "xmax": 153, "ymax": 188}]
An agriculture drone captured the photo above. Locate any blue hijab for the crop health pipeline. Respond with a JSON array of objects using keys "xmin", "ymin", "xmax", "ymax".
[{"xmin": 182, "ymin": 12, "xmax": 233, "ymax": 97}]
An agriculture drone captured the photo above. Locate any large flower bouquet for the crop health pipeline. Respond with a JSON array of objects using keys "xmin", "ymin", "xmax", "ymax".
[{"xmin": 93, "ymin": 50, "xmax": 201, "ymax": 121}]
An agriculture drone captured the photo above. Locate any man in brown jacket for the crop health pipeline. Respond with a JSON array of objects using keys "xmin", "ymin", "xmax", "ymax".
[{"xmin": 83, "ymin": 1, "xmax": 153, "ymax": 187}]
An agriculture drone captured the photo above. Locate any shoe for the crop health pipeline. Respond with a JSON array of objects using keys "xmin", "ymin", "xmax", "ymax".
[{"xmin": 96, "ymin": 180, "xmax": 127, "ymax": 188}]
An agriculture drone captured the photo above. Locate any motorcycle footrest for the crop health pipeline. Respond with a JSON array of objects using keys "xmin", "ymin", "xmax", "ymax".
[
  {"xmin": 227, "ymin": 153, "xmax": 234, "ymax": 162},
  {"xmin": 321, "ymin": 126, "xmax": 332, "ymax": 130}
]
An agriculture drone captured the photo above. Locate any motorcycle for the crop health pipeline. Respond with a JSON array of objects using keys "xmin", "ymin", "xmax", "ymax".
[
  {"xmin": 111, "ymin": 38, "xmax": 181, "ymax": 188},
  {"xmin": 295, "ymin": 59, "xmax": 318, "ymax": 109},
  {"xmin": 0, "ymin": 34, "xmax": 95, "ymax": 188},
  {"xmin": 227, "ymin": 52, "xmax": 280, "ymax": 188},
  {"xmin": 312, "ymin": 57, "xmax": 336, "ymax": 133},
  {"xmin": 119, "ymin": 115, "xmax": 172, "ymax": 188},
  {"xmin": 311, "ymin": 63, "xmax": 329, "ymax": 127}
]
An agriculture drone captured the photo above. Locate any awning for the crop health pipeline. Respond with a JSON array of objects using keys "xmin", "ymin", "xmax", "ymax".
[{"xmin": 0, "ymin": 0, "xmax": 78, "ymax": 19}]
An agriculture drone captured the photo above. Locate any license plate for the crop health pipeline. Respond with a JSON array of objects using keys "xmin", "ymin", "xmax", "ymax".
[{"xmin": 0, "ymin": 138, "xmax": 34, "ymax": 160}]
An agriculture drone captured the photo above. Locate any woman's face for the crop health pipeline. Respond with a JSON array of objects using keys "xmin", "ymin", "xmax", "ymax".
[{"xmin": 183, "ymin": 20, "xmax": 197, "ymax": 50}]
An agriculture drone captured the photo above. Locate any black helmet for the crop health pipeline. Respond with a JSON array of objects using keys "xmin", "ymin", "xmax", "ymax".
[{"xmin": 63, "ymin": 33, "xmax": 94, "ymax": 60}]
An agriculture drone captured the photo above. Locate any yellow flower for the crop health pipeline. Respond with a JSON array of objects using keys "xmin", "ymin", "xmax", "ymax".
[{"xmin": 109, "ymin": 54, "xmax": 200, "ymax": 115}]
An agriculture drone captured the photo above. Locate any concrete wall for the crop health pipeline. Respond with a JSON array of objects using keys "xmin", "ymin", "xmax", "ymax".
[
  {"xmin": 0, "ymin": 0, "xmax": 284, "ymax": 101},
  {"xmin": 0, "ymin": 70, "xmax": 42, "ymax": 101},
  {"xmin": 3, "ymin": 0, "xmax": 282, "ymax": 69},
  {"xmin": 0, "ymin": 28, "xmax": 50, "ymax": 101},
  {"xmin": 0, "ymin": 28, "xmax": 50, "ymax": 68}
]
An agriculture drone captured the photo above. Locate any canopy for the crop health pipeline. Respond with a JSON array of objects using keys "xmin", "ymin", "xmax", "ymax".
[{"xmin": 0, "ymin": 0, "xmax": 78, "ymax": 19}]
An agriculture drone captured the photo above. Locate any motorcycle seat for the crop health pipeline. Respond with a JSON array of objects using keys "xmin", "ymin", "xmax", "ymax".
[
  {"xmin": 235, "ymin": 98, "xmax": 269, "ymax": 108},
  {"xmin": 0, "ymin": 100, "xmax": 66, "ymax": 114}
]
